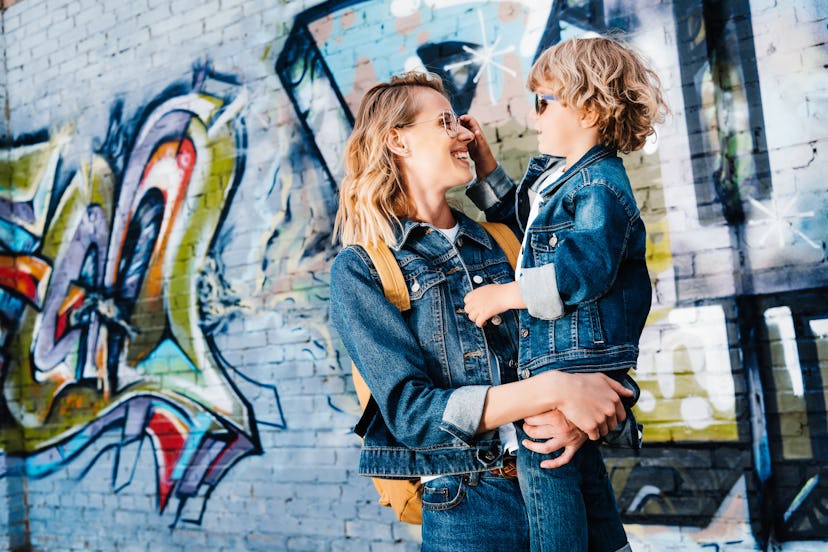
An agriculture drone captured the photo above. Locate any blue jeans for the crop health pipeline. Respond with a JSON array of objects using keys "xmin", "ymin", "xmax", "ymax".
[
  {"xmin": 421, "ymin": 471, "xmax": 530, "ymax": 551},
  {"xmin": 517, "ymin": 431, "xmax": 629, "ymax": 552}
]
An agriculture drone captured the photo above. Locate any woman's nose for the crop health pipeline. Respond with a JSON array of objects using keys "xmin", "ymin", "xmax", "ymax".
[{"xmin": 457, "ymin": 124, "xmax": 475, "ymax": 142}]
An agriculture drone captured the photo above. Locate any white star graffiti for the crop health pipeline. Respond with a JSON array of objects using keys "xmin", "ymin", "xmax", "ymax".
[
  {"xmin": 747, "ymin": 195, "xmax": 820, "ymax": 249},
  {"xmin": 443, "ymin": 9, "xmax": 517, "ymax": 104}
]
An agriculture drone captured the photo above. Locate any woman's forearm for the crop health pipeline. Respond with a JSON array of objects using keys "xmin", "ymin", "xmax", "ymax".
[
  {"xmin": 478, "ymin": 370, "xmax": 631, "ymax": 440},
  {"xmin": 477, "ymin": 375, "xmax": 558, "ymax": 432}
]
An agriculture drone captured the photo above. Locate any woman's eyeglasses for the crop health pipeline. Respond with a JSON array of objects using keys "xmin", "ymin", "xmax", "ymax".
[
  {"xmin": 397, "ymin": 111, "xmax": 460, "ymax": 138},
  {"xmin": 534, "ymin": 93, "xmax": 559, "ymax": 115}
]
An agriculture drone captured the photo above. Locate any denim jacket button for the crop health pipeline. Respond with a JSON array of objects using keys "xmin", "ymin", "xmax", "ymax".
[
  {"xmin": 508, "ymin": 359, "xmax": 517, "ymax": 369},
  {"xmin": 520, "ymin": 369, "xmax": 531, "ymax": 380},
  {"xmin": 549, "ymin": 234, "xmax": 558, "ymax": 247},
  {"xmin": 411, "ymin": 280, "xmax": 420, "ymax": 293},
  {"xmin": 490, "ymin": 315, "xmax": 502, "ymax": 325},
  {"xmin": 472, "ymin": 275, "xmax": 484, "ymax": 284},
  {"xmin": 520, "ymin": 328, "xmax": 529, "ymax": 338}
]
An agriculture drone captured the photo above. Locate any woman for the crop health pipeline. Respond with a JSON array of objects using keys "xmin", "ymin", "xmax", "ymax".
[{"xmin": 329, "ymin": 71, "xmax": 630, "ymax": 551}]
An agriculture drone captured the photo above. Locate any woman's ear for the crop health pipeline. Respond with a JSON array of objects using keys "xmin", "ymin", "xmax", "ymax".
[{"xmin": 385, "ymin": 128, "xmax": 409, "ymax": 157}]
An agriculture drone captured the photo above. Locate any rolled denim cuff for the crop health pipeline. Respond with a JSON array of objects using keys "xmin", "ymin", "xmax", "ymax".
[
  {"xmin": 441, "ymin": 385, "xmax": 490, "ymax": 444},
  {"xmin": 518, "ymin": 264, "xmax": 565, "ymax": 320},
  {"xmin": 465, "ymin": 164, "xmax": 512, "ymax": 210}
]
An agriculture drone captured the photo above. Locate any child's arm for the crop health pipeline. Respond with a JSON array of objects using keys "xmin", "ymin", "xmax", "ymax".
[
  {"xmin": 520, "ymin": 185, "xmax": 636, "ymax": 320},
  {"xmin": 460, "ymin": 115, "xmax": 520, "ymax": 227},
  {"xmin": 559, "ymin": 186, "xmax": 632, "ymax": 305},
  {"xmin": 464, "ymin": 282, "xmax": 525, "ymax": 328}
]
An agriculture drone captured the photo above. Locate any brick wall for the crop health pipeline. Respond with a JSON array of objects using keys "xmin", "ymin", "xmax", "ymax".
[
  {"xmin": 1, "ymin": 1, "xmax": 826, "ymax": 550},
  {"xmin": 0, "ymin": 8, "xmax": 6, "ymax": 142}
]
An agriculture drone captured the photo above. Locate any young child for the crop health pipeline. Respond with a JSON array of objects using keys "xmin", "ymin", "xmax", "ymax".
[{"xmin": 462, "ymin": 37, "xmax": 668, "ymax": 552}]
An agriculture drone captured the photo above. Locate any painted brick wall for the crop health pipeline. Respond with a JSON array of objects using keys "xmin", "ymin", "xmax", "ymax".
[
  {"xmin": 0, "ymin": 12, "xmax": 6, "ymax": 142},
  {"xmin": 1, "ymin": 1, "xmax": 826, "ymax": 551}
]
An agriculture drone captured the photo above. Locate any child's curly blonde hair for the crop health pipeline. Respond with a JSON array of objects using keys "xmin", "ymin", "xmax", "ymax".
[{"xmin": 528, "ymin": 37, "xmax": 668, "ymax": 154}]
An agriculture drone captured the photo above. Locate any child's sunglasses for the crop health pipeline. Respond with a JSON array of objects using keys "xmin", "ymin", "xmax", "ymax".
[{"xmin": 534, "ymin": 93, "xmax": 559, "ymax": 115}]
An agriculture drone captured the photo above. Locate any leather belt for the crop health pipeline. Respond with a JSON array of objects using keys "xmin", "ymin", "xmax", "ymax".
[{"xmin": 488, "ymin": 456, "xmax": 518, "ymax": 479}]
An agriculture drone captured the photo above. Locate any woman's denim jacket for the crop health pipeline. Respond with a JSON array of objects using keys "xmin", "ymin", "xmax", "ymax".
[
  {"xmin": 466, "ymin": 144, "xmax": 651, "ymax": 377},
  {"xmin": 330, "ymin": 211, "xmax": 520, "ymax": 478}
]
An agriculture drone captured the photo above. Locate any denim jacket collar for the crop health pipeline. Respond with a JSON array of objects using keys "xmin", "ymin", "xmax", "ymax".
[
  {"xmin": 539, "ymin": 144, "xmax": 615, "ymax": 199},
  {"xmin": 519, "ymin": 144, "xmax": 616, "ymax": 198},
  {"xmin": 391, "ymin": 210, "xmax": 494, "ymax": 251},
  {"xmin": 515, "ymin": 145, "xmax": 615, "ymax": 232}
]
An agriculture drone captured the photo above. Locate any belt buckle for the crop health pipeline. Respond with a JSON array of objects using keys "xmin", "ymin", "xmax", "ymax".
[{"xmin": 490, "ymin": 456, "xmax": 518, "ymax": 479}]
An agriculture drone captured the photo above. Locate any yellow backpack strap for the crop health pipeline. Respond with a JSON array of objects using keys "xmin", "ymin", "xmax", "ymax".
[
  {"xmin": 361, "ymin": 242, "xmax": 410, "ymax": 311},
  {"xmin": 480, "ymin": 221, "xmax": 520, "ymax": 269}
]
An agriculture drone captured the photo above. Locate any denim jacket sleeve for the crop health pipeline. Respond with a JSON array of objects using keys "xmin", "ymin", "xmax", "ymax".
[
  {"xmin": 329, "ymin": 247, "xmax": 490, "ymax": 448},
  {"xmin": 551, "ymin": 182, "xmax": 635, "ymax": 306},
  {"xmin": 465, "ymin": 164, "xmax": 520, "ymax": 234}
]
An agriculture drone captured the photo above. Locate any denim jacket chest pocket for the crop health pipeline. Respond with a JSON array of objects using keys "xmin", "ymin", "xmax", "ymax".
[
  {"xmin": 528, "ymin": 221, "xmax": 572, "ymax": 265},
  {"xmin": 404, "ymin": 266, "xmax": 447, "ymax": 350},
  {"xmin": 525, "ymin": 221, "xmax": 608, "ymax": 352}
]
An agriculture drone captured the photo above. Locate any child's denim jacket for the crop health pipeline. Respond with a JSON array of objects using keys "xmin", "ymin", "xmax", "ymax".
[
  {"xmin": 330, "ymin": 212, "xmax": 520, "ymax": 477},
  {"xmin": 467, "ymin": 144, "xmax": 651, "ymax": 378}
]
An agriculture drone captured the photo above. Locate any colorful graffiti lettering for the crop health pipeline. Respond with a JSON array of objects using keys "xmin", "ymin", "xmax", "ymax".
[{"xmin": 0, "ymin": 66, "xmax": 286, "ymax": 526}]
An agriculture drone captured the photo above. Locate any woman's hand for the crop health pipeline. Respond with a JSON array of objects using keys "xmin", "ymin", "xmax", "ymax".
[
  {"xmin": 459, "ymin": 114, "xmax": 498, "ymax": 181},
  {"xmin": 464, "ymin": 282, "xmax": 525, "ymax": 327},
  {"xmin": 522, "ymin": 410, "xmax": 587, "ymax": 469},
  {"xmin": 476, "ymin": 365, "xmax": 631, "ymax": 438},
  {"xmin": 539, "ymin": 371, "xmax": 632, "ymax": 441}
]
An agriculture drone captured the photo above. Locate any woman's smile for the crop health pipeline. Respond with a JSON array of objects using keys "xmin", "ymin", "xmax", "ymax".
[{"xmin": 451, "ymin": 148, "xmax": 471, "ymax": 167}]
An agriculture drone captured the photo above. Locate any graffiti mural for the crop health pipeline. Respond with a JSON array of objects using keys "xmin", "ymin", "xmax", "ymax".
[
  {"xmin": 0, "ymin": 66, "xmax": 293, "ymax": 526},
  {"xmin": 1, "ymin": 0, "xmax": 826, "ymax": 550}
]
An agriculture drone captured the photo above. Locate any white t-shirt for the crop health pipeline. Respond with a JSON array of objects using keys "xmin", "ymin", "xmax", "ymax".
[
  {"xmin": 436, "ymin": 223, "xmax": 460, "ymax": 243},
  {"xmin": 497, "ymin": 412, "xmax": 520, "ymax": 455}
]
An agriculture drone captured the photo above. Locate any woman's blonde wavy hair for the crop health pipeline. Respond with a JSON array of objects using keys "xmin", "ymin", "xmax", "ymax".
[
  {"xmin": 334, "ymin": 71, "xmax": 448, "ymax": 247},
  {"xmin": 528, "ymin": 37, "xmax": 668, "ymax": 154}
]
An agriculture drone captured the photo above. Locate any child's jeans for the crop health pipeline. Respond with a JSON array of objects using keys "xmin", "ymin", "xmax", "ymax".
[{"xmin": 517, "ymin": 429, "xmax": 631, "ymax": 552}]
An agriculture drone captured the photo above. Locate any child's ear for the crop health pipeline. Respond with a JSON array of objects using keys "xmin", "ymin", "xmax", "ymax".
[
  {"xmin": 385, "ymin": 129, "xmax": 410, "ymax": 157},
  {"xmin": 580, "ymin": 107, "xmax": 600, "ymax": 129}
]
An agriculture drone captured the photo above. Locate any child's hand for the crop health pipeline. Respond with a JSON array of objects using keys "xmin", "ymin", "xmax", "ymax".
[
  {"xmin": 459, "ymin": 114, "xmax": 497, "ymax": 180},
  {"xmin": 464, "ymin": 282, "xmax": 525, "ymax": 327},
  {"xmin": 522, "ymin": 410, "xmax": 588, "ymax": 469}
]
